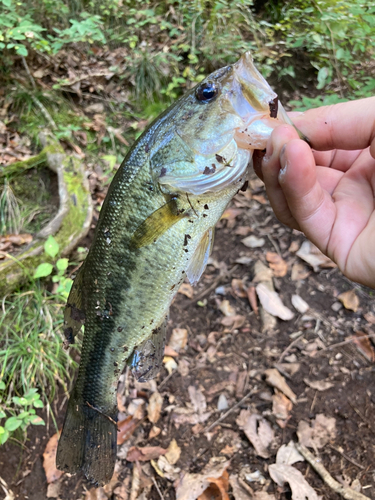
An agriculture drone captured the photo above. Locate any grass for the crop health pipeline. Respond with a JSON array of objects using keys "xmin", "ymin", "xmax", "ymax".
[{"xmin": 0, "ymin": 285, "xmax": 77, "ymax": 406}]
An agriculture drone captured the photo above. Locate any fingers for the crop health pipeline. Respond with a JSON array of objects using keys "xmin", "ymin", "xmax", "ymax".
[
  {"xmin": 261, "ymin": 125, "xmax": 301, "ymax": 229},
  {"xmin": 291, "ymin": 97, "xmax": 375, "ymax": 154},
  {"xmin": 277, "ymin": 138, "xmax": 337, "ymax": 249}
]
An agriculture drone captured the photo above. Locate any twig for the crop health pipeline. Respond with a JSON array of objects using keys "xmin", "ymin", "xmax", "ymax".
[
  {"xmin": 328, "ymin": 444, "xmax": 365, "ymax": 470},
  {"xmin": 295, "ymin": 443, "xmax": 370, "ymax": 500},
  {"xmin": 203, "ymin": 388, "xmax": 257, "ymax": 433},
  {"xmin": 183, "ymin": 265, "xmax": 240, "ymax": 307},
  {"xmin": 277, "ymin": 334, "xmax": 304, "ymax": 363},
  {"xmin": 21, "ymin": 56, "xmax": 36, "ymax": 90},
  {"xmin": 85, "ymin": 401, "xmax": 117, "ymax": 426},
  {"xmin": 325, "ymin": 333, "xmax": 375, "ymax": 351},
  {"xmin": 349, "ymin": 403, "xmax": 375, "ymax": 437},
  {"xmin": 152, "ymin": 477, "xmax": 165, "ymax": 500},
  {"xmin": 30, "ymin": 94, "xmax": 57, "ymax": 130},
  {"xmin": 158, "ymin": 371, "xmax": 174, "ymax": 389}
]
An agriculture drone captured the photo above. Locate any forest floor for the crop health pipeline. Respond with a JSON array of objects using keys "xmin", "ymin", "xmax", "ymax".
[
  {"xmin": 1, "ymin": 167, "xmax": 375, "ymax": 500},
  {"xmin": 1, "ymin": 51, "xmax": 375, "ymax": 499}
]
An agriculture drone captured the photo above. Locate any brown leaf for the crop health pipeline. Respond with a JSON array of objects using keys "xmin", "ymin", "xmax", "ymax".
[
  {"xmin": 2, "ymin": 233, "xmax": 33, "ymax": 246},
  {"xmin": 236, "ymin": 410, "xmax": 274, "ymax": 459},
  {"xmin": 352, "ymin": 331, "xmax": 375, "ymax": 362},
  {"xmin": 253, "ymin": 260, "xmax": 273, "ymax": 283},
  {"xmin": 165, "ymin": 439, "xmax": 181, "ymax": 465},
  {"xmin": 235, "ymin": 226, "xmax": 251, "ymax": 236},
  {"xmin": 147, "ymin": 391, "xmax": 163, "ymax": 424},
  {"xmin": 149, "ymin": 426, "xmax": 161, "ymax": 439},
  {"xmin": 43, "ymin": 432, "xmax": 64, "ymax": 484},
  {"xmin": 303, "ymin": 379, "xmax": 334, "ymax": 391},
  {"xmin": 164, "ymin": 345, "xmax": 179, "ymax": 357},
  {"xmin": 219, "ymin": 300, "xmax": 236, "ymax": 317},
  {"xmin": 338, "ymin": 289, "xmax": 359, "ymax": 312},
  {"xmin": 168, "ymin": 328, "xmax": 188, "ymax": 352},
  {"xmin": 269, "ymin": 464, "xmax": 319, "ymax": 500},
  {"xmin": 266, "ymin": 252, "xmax": 287, "ymax": 277},
  {"xmin": 272, "ymin": 391, "xmax": 292, "ymax": 421},
  {"xmin": 221, "ymin": 315, "xmax": 246, "ymax": 330},
  {"xmin": 198, "ymin": 470, "xmax": 230, "ymax": 500},
  {"xmin": 297, "ymin": 414, "xmax": 336, "ymax": 449},
  {"xmin": 246, "ymin": 286, "xmax": 258, "ymax": 315},
  {"xmin": 291, "ymin": 262, "xmax": 310, "ymax": 281},
  {"xmin": 256, "ymin": 284, "xmax": 294, "ymax": 321},
  {"xmin": 231, "ymin": 279, "xmax": 248, "ymax": 298},
  {"xmin": 364, "ymin": 312, "xmax": 375, "ymax": 324},
  {"xmin": 221, "ymin": 208, "xmax": 243, "ymax": 220},
  {"xmin": 117, "ymin": 415, "xmax": 140, "ymax": 445},
  {"xmin": 178, "ymin": 283, "xmax": 194, "ymax": 299},
  {"xmin": 252, "ymin": 194, "xmax": 267, "ymax": 204},
  {"xmin": 175, "ymin": 461, "xmax": 230, "ymax": 500},
  {"xmin": 126, "ymin": 445, "xmax": 167, "ymax": 462},
  {"xmin": 296, "ymin": 240, "xmax": 336, "ymax": 271},
  {"xmin": 265, "ymin": 368, "xmax": 297, "ymax": 403}
]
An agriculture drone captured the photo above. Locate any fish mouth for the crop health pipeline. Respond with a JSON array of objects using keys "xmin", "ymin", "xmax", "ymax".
[{"xmin": 228, "ymin": 52, "xmax": 294, "ymax": 151}]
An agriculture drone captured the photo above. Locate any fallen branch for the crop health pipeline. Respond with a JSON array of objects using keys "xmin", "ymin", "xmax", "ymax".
[{"xmin": 295, "ymin": 443, "xmax": 370, "ymax": 500}]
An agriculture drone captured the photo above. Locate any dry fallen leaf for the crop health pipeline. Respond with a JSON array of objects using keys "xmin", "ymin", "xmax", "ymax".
[
  {"xmin": 231, "ymin": 279, "xmax": 248, "ymax": 298},
  {"xmin": 297, "ymin": 414, "xmax": 336, "ymax": 449},
  {"xmin": 269, "ymin": 463, "xmax": 319, "ymax": 500},
  {"xmin": 43, "ymin": 432, "xmax": 64, "ymax": 484},
  {"xmin": 291, "ymin": 295, "xmax": 309, "ymax": 314},
  {"xmin": 229, "ymin": 475, "xmax": 253, "ymax": 500},
  {"xmin": 163, "ymin": 356, "xmax": 178, "ymax": 374},
  {"xmin": 266, "ymin": 252, "xmax": 288, "ymax": 277},
  {"xmin": 169, "ymin": 328, "xmax": 188, "ymax": 352},
  {"xmin": 352, "ymin": 331, "xmax": 375, "ymax": 362},
  {"xmin": 175, "ymin": 461, "xmax": 230, "ymax": 500},
  {"xmin": 291, "ymin": 262, "xmax": 310, "ymax": 281},
  {"xmin": 303, "ymin": 378, "xmax": 334, "ymax": 392},
  {"xmin": 178, "ymin": 283, "xmax": 194, "ymax": 299},
  {"xmin": 221, "ymin": 208, "xmax": 243, "ymax": 220},
  {"xmin": 46, "ymin": 479, "xmax": 62, "ymax": 498},
  {"xmin": 276, "ymin": 441, "xmax": 304, "ymax": 465},
  {"xmin": 2, "ymin": 233, "xmax": 33, "ymax": 246},
  {"xmin": 256, "ymin": 283, "xmax": 294, "ymax": 321},
  {"xmin": 219, "ymin": 299, "xmax": 236, "ymax": 317},
  {"xmin": 242, "ymin": 235, "xmax": 265, "ymax": 248},
  {"xmin": 165, "ymin": 439, "xmax": 181, "ymax": 465},
  {"xmin": 246, "ymin": 286, "xmax": 258, "ymax": 315},
  {"xmin": 117, "ymin": 415, "xmax": 140, "ymax": 445},
  {"xmin": 265, "ymin": 369, "xmax": 297, "ymax": 403},
  {"xmin": 198, "ymin": 470, "xmax": 230, "ymax": 500},
  {"xmin": 338, "ymin": 289, "xmax": 359, "ymax": 312},
  {"xmin": 149, "ymin": 426, "xmax": 161, "ymax": 439},
  {"xmin": 147, "ymin": 391, "xmax": 163, "ymax": 424},
  {"xmin": 272, "ymin": 391, "xmax": 293, "ymax": 421},
  {"xmin": 221, "ymin": 314, "xmax": 246, "ymax": 330},
  {"xmin": 236, "ymin": 410, "xmax": 274, "ymax": 459},
  {"xmin": 296, "ymin": 240, "xmax": 336, "ymax": 271},
  {"xmin": 126, "ymin": 445, "xmax": 167, "ymax": 462}
]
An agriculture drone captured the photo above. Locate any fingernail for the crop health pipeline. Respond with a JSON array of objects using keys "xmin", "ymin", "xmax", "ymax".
[{"xmin": 278, "ymin": 145, "xmax": 287, "ymax": 180}]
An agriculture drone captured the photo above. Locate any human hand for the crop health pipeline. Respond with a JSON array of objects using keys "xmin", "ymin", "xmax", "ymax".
[{"xmin": 257, "ymin": 97, "xmax": 375, "ymax": 288}]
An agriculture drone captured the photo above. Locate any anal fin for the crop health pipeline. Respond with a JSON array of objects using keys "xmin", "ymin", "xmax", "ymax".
[
  {"xmin": 186, "ymin": 228, "xmax": 214, "ymax": 286},
  {"xmin": 128, "ymin": 317, "xmax": 167, "ymax": 382},
  {"xmin": 63, "ymin": 262, "xmax": 86, "ymax": 347}
]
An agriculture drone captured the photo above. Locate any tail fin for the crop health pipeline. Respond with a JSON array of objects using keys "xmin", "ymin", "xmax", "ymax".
[{"xmin": 56, "ymin": 393, "xmax": 117, "ymax": 486}]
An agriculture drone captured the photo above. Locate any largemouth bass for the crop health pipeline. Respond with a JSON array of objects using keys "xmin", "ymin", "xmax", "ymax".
[{"xmin": 56, "ymin": 52, "xmax": 297, "ymax": 485}]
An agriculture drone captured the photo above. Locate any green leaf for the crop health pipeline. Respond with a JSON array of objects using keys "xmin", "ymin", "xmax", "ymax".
[
  {"xmin": 15, "ymin": 45, "xmax": 28, "ymax": 56},
  {"xmin": 0, "ymin": 410, "xmax": 6, "ymax": 419},
  {"xmin": 0, "ymin": 381, "xmax": 5, "ymax": 390},
  {"xmin": 56, "ymin": 258, "xmax": 69, "ymax": 272},
  {"xmin": 0, "ymin": 426, "xmax": 9, "ymax": 445},
  {"xmin": 29, "ymin": 415, "xmax": 45, "ymax": 426},
  {"xmin": 5, "ymin": 416, "xmax": 22, "ymax": 431},
  {"xmin": 44, "ymin": 235, "xmax": 59, "ymax": 258},
  {"xmin": 33, "ymin": 399, "xmax": 44, "ymax": 408},
  {"xmin": 34, "ymin": 262, "xmax": 53, "ymax": 279}
]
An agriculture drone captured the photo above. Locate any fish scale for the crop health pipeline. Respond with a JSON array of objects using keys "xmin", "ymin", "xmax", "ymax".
[{"xmin": 56, "ymin": 52, "xmax": 295, "ymax": 485}]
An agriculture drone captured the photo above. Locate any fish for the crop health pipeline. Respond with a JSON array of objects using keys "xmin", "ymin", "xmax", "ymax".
[{"xmin": 56, "ymin": 52, "xmax": 298, "ymax": 485}]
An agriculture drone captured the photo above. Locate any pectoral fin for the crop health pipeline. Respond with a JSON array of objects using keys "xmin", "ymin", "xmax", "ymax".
[
  {"xmin": 131, "ymin": 198, "xmax": 187, "ymax": 248},
  {"xmin": 186, "ymin": 228, "xmax": 214, "ymax": 285},
  {"xmin": 63, "ymin": 263, "xmax": 86, "ymax": 347},
  {"xmin": 128, "ymin": 317, "xmax": 167, "ymax": 382}
]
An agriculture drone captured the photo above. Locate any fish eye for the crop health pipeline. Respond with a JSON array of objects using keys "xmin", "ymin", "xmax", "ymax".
[{"xmin": 195, "ymin": 81, "xmax": 218, "ymax": 103}]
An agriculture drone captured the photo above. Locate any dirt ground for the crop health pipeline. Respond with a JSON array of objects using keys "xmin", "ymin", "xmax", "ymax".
[{"xmin": 1, "ymin": 170, "xmax": 375, "ymax": 500}]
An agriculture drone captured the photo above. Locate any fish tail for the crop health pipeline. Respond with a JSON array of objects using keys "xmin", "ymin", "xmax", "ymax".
[{"xmin": 56, "ymin": 391, "xmax": 117, "ymax": 486}]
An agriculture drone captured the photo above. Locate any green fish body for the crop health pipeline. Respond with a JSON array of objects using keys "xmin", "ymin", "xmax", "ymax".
[{"xmin": 56, "ymin": 52, "xmax": 291, "ymax": 485}]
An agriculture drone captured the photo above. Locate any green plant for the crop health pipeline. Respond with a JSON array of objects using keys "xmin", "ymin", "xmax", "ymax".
[
  {"xmin": 33, "ymin": 235, "xmax": 73, "ymax": 299},
  {"xmin": 0, "ymin": 179, "xmax": 22, "ymax": 235},
  {"xmin": 0, "ymin": 384, "xmax": 44, "ymax": 445}
]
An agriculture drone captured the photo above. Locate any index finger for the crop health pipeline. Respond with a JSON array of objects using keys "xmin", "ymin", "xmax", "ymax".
[{"xmin": 291, "ymin": 97, "xmax": 375, "ymax": 156}]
